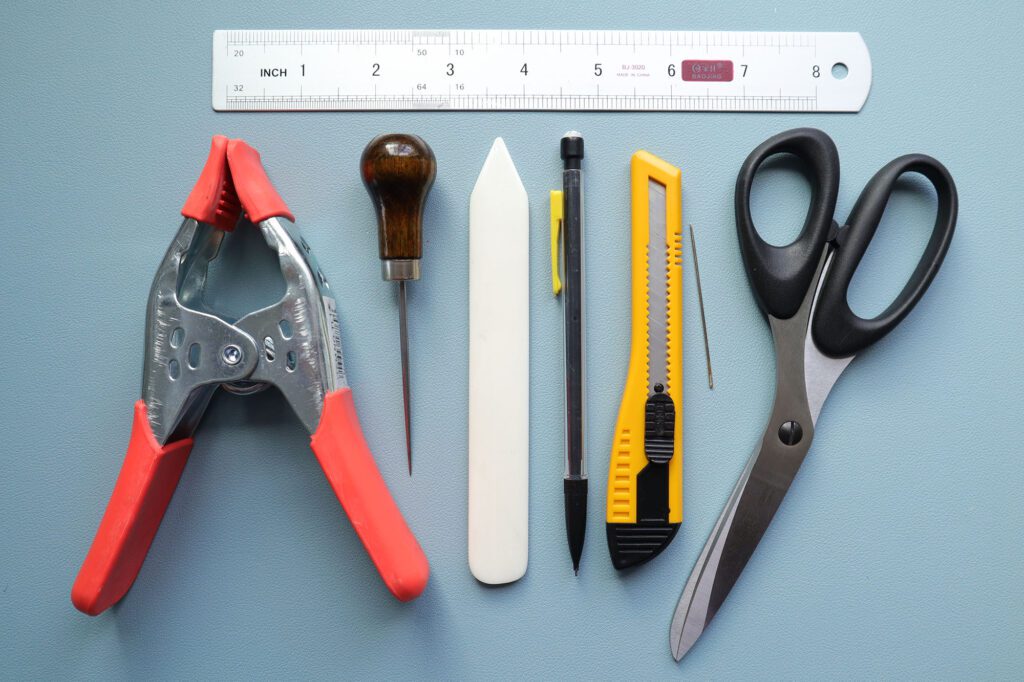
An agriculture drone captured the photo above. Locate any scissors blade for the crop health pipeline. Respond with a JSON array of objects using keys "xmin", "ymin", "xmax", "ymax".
[
  {"xmin": 670, "ymin": 246, "xmax": 848, "ymax": 661},
  {"xmin": 671, "ymin": 307, "xmax": 826, "ymax": 661},
  {"xmin": 669, "ymin": 438, "xmax": 759, "ymax": 660},
  {"xmin": 670, "ymin": 422, "xmax": 815, "ymax": 659}
]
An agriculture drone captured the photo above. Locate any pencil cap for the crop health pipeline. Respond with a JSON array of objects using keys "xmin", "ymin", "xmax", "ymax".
[{"xmin": 561, "ymin": 132, "xmax": 584, "ymax": 167}]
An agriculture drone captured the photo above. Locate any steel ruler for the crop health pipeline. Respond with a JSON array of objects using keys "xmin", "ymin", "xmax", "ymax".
[{"xmin": 212, "ymin": 30, "xmax": 871, "ymax": 112}]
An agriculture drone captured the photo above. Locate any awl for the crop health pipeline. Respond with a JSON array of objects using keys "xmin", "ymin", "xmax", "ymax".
[{"xmin": 360, "ymin": 134, "xmax": 436, "ymax": 475}]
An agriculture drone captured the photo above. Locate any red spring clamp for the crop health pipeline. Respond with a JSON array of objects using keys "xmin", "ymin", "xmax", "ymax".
[{"xmin": 72, "ymin": 137, "xmax": 429, "ymax": 615}]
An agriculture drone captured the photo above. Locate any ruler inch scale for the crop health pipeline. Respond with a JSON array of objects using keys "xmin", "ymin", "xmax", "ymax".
[{"xmin": 213, "ymin": 30, "xmax": 871, "ymax": 112}]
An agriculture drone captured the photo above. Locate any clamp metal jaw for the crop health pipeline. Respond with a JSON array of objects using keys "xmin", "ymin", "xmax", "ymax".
[
  {"xmin": 72, "ymin": 137, "xmax": 429, "ymax": 615},
  {"xmin": 143, "ymin": 214, "xmax": 344, "ymax": 444}
]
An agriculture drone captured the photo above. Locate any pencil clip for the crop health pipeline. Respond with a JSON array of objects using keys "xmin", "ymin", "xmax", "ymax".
[{"xmin": 550, "ymin": 190, "xmax": 563, "ymax": 296}]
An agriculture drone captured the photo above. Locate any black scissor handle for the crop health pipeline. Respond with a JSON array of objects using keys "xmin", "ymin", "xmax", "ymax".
[
  {"xmin": 812, "ymin": 154, "xmax": 958, "ymax": 358},
  {"xmin": 735, "ymin": 128, "xmax": 840, "ymax": 320}
]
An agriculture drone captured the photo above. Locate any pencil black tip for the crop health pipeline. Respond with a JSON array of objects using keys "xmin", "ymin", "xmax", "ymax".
[{"xmin": 564, "ymin": 478, "xmax": 588, "ymax": 577}]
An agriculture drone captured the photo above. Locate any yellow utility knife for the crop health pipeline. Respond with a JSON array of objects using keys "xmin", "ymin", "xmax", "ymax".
[{"xmin": 606, "ymin": 151, "xmax": 683, "ymax": 569}]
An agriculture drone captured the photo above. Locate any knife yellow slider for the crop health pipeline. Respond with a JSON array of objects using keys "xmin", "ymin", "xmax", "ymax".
[{"xmin": 606, "ymin": 151, "xmax": 683, "ymax": 569}]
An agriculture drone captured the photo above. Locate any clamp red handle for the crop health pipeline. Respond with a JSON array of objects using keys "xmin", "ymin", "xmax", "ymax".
[
  {"xmin": 310, "ymin": 389, "xmax": 430, "ymax": 601},
  {"xmin": 72, "ymin": 401, "xmax": 192, "ymax": 615}
]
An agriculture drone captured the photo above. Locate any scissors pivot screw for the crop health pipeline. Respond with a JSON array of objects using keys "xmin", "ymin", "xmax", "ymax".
[{"xmin": 778, "ymin": 420, "xmax": 803, "ymax": 446}]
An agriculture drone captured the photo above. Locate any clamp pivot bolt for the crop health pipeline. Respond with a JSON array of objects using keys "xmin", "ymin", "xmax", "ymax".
[{"xmin": 222, "ymin": 344, "xmax": 243, "ymax": 366}]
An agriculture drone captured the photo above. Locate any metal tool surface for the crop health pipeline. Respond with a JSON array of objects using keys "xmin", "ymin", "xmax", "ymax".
[
  {"xmin": 606, "ymin": 151, "xmax": 683, "ymax": 569},
  {"xmin": 213, "ymin": 30, "xmax": 871, "ymax": 112},
  {"xmin": 688, "ymin": 225, "xmax": 714, "ymax": 389},
  {"xmin": 670, "ymin": 127, "xmax": 958, "ymax": 660}
]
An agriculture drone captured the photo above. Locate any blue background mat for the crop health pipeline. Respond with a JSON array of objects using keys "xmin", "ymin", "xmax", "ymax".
[{"xmin": 2, "ymin": 1, "xmax": 1022, "ymax": 678}]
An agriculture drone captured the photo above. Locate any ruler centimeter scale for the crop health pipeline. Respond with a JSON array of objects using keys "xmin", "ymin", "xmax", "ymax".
[{"xmin": 212, "ymin": 30, "xmax": 871, "ymax": 112}]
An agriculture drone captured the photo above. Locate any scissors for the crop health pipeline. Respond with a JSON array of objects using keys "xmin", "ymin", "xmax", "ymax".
[{"xmin": 670, "ymin": 128, "xmax": 957, "ymax": 660}]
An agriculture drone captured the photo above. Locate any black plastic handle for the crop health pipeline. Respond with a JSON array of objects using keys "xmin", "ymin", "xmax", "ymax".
[
  {"xmin": 735, "ymin": 128, "xmax": 841, "ymax": 320},
  {"xmin": 812, "ymin": 155, "xmax": 958, "ymax": 358}
]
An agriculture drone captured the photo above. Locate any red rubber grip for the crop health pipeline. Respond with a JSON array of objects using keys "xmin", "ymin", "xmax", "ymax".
[
  {"xmin": 310, "ymin": 389, "xmax": 429, "ymax": 601},
  {"xmin": 181, "ymin": 135, "xmax": 242, "ymax": 231},
  {"xmin": 72, "ymin": 401, "xmax": 193, "ymax": 615},
  {"xmin": 225, "ymin": 138, "xmax": 294, "ymax": 224},
  {"xmin": 181, "ymin": 136, "xmax": 294, "ymax": 229}
]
